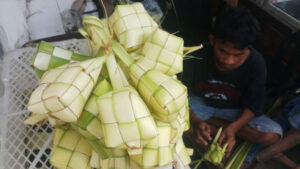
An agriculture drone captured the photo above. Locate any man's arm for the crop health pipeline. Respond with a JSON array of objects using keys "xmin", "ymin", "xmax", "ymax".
[{"xmin": 224, "ymin": 108, "xmax": 255, "ymax": 135}]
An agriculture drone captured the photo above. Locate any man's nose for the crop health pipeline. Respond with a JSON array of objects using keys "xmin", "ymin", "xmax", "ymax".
[{"xmin": 224, "ymin": 55, "xmax": 235, "ymax": 65}]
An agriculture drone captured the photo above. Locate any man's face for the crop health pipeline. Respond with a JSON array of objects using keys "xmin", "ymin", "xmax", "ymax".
[{"xmin": 209, "ymin": 35, "xmax": 250, "ymax": 72}]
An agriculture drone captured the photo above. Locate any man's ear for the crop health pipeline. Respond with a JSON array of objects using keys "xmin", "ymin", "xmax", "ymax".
[{"xmin": 209, "ymin": 34, "xmax": 215, "ymax": 45}]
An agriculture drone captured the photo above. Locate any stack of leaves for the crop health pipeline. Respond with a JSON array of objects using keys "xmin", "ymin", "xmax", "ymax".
[{"xmin": 24, "ymin": 2, "xmax": 202, "ymax": 169}]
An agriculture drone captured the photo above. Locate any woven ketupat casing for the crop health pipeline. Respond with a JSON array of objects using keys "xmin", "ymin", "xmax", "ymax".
[
  {"xmin": 70, "ymin": 79, "xmax": 113, "ymax": 158},
  {"xmin": 96, "ymin": 87, "xmax": 158, "ymax": 152},
  {"xmin": 79, "ymin": 16, "xmax": 111, "ymax": 57},
  {"xmin": 136, "ymin": 29, "xmax": 184, "ymax": 76},
  {"xmin": 32, "ymin": 41, "xmax": 91, "ymax": 78},
  {"xmin": 90, "ymin": 150, "xmax": 130, "ymax": 169},
  {"xmin": 50, "ymin": 126, "xmax": 92, "ymax": 169},
  {"xmin": 129, "ymin": 67, "xmax": 187, "ymax": 122},
  {"xmin": 27, "ymin": 57, "xmax": 104, "ymax": 122},
  {"xmin": 170, "ymin": 103, "xmax": 189, "ymax": 144},
  {"xmin": 130, "ymin": 121, "xmax": 173, "ymax": 168},
  {"xmin": 73, "ymin": 79, "xmax": 113, "ymax": 140},
  {"xmin": 109, "ymin": 2, "xmax": 158, "ymax": 51}
]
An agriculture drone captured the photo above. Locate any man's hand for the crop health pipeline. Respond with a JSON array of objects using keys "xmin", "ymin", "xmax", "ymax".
[
  {"xmin": 217, "ymin": 108, "xmax": 255, "ymax": 157},
  {"xmin": 189, "ymin": 109, "xmax": 213, "ymax": 146},
  {"xmin": 194, "ymin": 121, "xmax": 213, "ymax": 146},
  {"xmin": 218, "ymin": 126, "xmax": 237, "ymax": 158}
]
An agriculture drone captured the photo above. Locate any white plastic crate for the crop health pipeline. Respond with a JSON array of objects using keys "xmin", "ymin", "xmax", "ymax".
[
  {"xmin": 0, "ymin": 38, "xmax": 189, "ymax": 169},
  {"xmin": 0, "ymin": 39, "xmax": 89, "ymax": 169}
]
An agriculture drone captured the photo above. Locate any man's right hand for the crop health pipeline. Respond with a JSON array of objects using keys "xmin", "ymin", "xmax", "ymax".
[
  {"xmin": 189, "ymin": 109, "xmax": 213, "ymax": 146},
  {"xmin": 194, "ymin": 121, "xmax": 213, "ymax": 146}
]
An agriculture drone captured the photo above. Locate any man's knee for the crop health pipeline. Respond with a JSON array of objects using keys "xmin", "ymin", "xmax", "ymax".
[{"xmin": 257, "ymin": 132, "xmax": 280, "ymax": 145}]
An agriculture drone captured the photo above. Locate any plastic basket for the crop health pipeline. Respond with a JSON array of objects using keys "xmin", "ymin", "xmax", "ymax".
[
  {"xmin": 0, "ymin": 38, "xmax": 187, "ymax": 169},
  {"xmin": 0, "ymin": 39, "xmax": 89, "ymax": 169}
]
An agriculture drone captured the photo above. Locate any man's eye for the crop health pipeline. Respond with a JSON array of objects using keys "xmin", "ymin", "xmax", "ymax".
[
  {"xmin": 219, "ymin": 49, "xmax": 227, "ymax": 54},
  {"xmin": 234, "ymin": 54, "xmax": 243, "ymax": 57}
]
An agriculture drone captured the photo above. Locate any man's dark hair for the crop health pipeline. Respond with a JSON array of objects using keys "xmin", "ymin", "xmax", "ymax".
[{"xmin": 212, "ymin": 6, "xmax": 260, "ymax": 49}]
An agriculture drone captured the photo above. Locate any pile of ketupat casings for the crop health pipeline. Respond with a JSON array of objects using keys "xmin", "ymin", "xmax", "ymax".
[{"xmin": 24, "ymin": 2, "xmax": 203, "ymax": 169}]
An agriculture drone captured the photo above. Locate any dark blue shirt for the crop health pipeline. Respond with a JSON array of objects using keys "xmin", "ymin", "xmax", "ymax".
[{"xmin": 180, "ymin": 44, "xmax": 267, "ymax": 116}]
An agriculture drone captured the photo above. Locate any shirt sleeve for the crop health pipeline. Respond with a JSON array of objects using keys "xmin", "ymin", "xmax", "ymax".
[{"xmin": 241, "ymin": 53, "xmax": 267, "ymax": 116}]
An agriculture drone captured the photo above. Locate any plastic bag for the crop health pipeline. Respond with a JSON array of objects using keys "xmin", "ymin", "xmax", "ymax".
[
  {"xmin": 130, "ymin": 0, "xmax": 163, "ymax": 23},
  {"xmin": 0, "ymin": 59, "xmax": 4, "ymax": 97}
]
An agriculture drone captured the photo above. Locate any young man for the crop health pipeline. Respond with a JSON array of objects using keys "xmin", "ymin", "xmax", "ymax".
[{"xmin": 181, "ymin": 6, "xmax": 283, "ymax": 158}]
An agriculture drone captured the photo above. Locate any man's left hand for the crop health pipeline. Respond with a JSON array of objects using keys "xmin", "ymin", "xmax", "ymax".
[{"xmin": 218, "ymin": 126, "xmax": 237, "ymax": 158}]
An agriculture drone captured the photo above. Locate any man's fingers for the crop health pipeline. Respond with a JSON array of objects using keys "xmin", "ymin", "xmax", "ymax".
[
  {"xmin": 204, "ymin": 125, "xmax": 212, "ymax": 140},
  {"xmin": 226, "ymin": 145, "xmax": 232, "ymax": 154},
  {"xmin": 199, "ymin": 123, "xmax": 212, "ymax": 141},
  {"xmin": 225, "ymin": 151, "xmax": 231, "ymax": 158},
  {"xmin": 201, "ymin": 125, "xmax": 212, "ymax": 141},
  {"xmin": 225, "ymin": 142, "xmax": 235, "ymax": 158},
  {"xmin": 204, "ymin": 123, "xmax": 211, "ymax": 131},
  {"xmin": 202, "ymin": 130, "xmax": 212, "ymax": 141},
  {"xmin": 225, "ymin": 146, "xmax": 232, "ymax": 158},
  {"xmin": 218, "ymin": 133, "xmax": 225, "ymax": 145},
  {"xmin": 185, "ymin": 126, "xmax": 194, "ymax": 134},
  {"xmin": 196, "ymin": 135, "xmax": 208, "ymax": 146},
  {"xmin": 195, "ymin": 130, "xmax": 208, "ymax": 146},
  {"xmin": 199, "ymin": 123, "xmax": 206, "ymax": 131}
]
